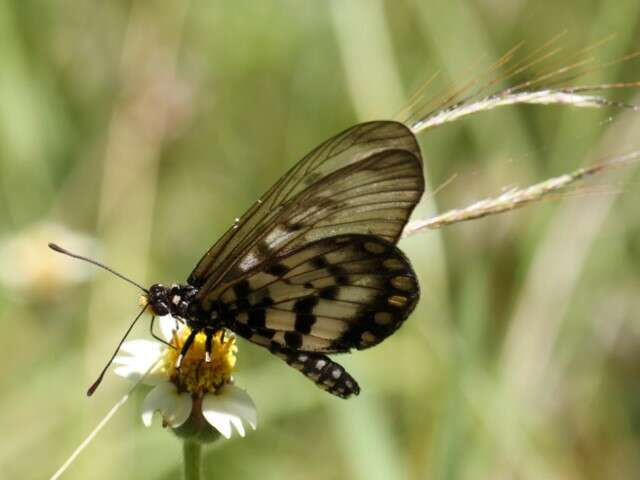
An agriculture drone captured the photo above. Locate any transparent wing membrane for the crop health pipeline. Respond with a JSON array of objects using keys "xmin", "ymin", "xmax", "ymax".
[
  {"xmin": 189, "ymin": 121, "xmax": 423, "ymax": 291},
  {"xmin": 187, "ymin": 121, "xmax": 424, "ymax": 398}
]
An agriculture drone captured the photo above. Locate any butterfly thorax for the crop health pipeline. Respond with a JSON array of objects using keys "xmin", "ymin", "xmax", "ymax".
[{"xmin": 147, "ymin": 283, "xmax": 201, "ymax": 322}]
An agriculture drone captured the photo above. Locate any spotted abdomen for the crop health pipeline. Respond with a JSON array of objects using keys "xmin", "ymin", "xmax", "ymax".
[{"xmin": 270, "ymin": 344, "xmax": 360, "ymax": 398}]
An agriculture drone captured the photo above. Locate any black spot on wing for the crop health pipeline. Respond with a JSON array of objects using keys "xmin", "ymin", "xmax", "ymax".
[
  {"xmin": 232, "ymin": 321, "xmax": 254, "ymax": 340},
  {"xmin": 233, "ymin": 280, "xmax": 251, "ymax": 298},
  {"xmin": 319, "ymin": 286, "xmax": 339, "ymax": 300},
  {"xmin": 294, "ymin": 313, "xmax": 316, "ymax": 334},
  {"xmin": 256, "ymin": 327, "xmax": 276, "ymax": 339},
  {"xmin": 266, "ymin": 263, "xmax": 288, "ymax": 277},
  {"xmin": 247, "ymin": 309, "xmax": 266, "ymax": 328},
  {"xmin": 257, "ymin": 295, "xmax": 274, "ymax": 307},
  {"xmin": 294, "ymin": 296, "xmax": 318, "ymax": 314},
  {"xmin": 284, "ymin": 331, "xmax": 303, "ymax": 349},
  {"xmin": 328, "ymin": 265, "xmax": 349, "ymax": 285},
  {"xmin": 311, "ymin": 256, "xmax": 328, "ymax": 269},
  {"xmin": 287, "ymin": 222, "xmax": 304, "ymax": 231},
  {"xmin": 235, "ymin": 298, "xmax": 251, "ymax": 311}
]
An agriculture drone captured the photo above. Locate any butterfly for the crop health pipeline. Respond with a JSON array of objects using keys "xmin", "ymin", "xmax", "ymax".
[{"xmin": 53, "ymin": 121, "xmax": 424, "ymax": 399}]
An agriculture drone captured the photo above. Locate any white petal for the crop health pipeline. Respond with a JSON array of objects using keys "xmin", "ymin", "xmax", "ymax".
[
  {"xmin": 229, "ymin": 416, "xmax": 245, "ymax": 437},
  {"xmin": 141, "ymin": 382, "xmax": 192, "ymax": 428},
  {"xmin": 169, "ymin": 393, "xmax": 193, "ymax": 428},
  {"xmin": 142, "ymin": 383, "xmax": 174, "ymax": 427},
  {"xmin": 158, "ymin": 315, "xmax": 178, "ymax": 342},
  {"xmin": 113, "ymin": 365, "xmax": 145, "ymax": 383},
  {"xmin": 118, "ymin": 339, "xmax": 163, "ymax": 358},
  {"xmin": 139, "ymin": 370, "xmax": 167, "ymax": 386},
  {"xmin": 112, "ymin": 354, "xmax": 152, "ymax": 369},
  {"xmin": 113, "ymin": 365, "xmax": 166, "ymax": 386},
  {"xmin": 113, "ymin": 365, "xmax": 138, "ymax": 378},
  {"xmin": 112, "ymin": 357, "xmax": 158, "ymax": 383},
  {"xmin": 201, "ymin": 385, "xmax": 257, "ymax": 438},
  {"xmin": 216, "ymin": 385, "xmax": 258, "ymax": 429},
  {"xmin": 113, "ymin": 339, "xmax": 165, "ymax": 384},
  {"xmin": 202, "ymin": 411, "xmax": 233, "ymax": 438}
]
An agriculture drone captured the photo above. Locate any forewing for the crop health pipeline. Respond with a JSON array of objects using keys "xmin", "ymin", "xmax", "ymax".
[
  {"xmin": 215, "ymin": 235, "xmax": 419, "ymax": 355},
  {"xmin": 188, "ymin": 121, "xmax": 423, "ymax": 297}
]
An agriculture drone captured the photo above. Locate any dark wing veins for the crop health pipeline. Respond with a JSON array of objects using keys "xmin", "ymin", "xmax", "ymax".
[{"xmin": 187, "ymin": 121, "xmax": 424, "ymax": 398}]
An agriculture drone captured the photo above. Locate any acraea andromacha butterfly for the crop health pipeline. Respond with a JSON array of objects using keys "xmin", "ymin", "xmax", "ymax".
[{"xmin": 50, "ymin": 120, "xmax": 424, "ymax": 399}]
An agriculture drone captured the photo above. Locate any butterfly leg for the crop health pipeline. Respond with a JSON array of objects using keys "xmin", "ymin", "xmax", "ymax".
[
  {"xmin": 204, "ymin": 328, "xmax": 214, "ymax": 362},
  {"xmin": 176, "ymin": 328, "xmax": 199, "ymax": 368},
  {"xmin": 149, "ymin": 316, "xmax": 175, "ymax": 349},
  {"xmin": 270, "ymin": 344, "xmax": 360, "ymax": 399}
]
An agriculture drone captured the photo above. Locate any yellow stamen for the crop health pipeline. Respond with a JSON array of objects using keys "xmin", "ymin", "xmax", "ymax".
[{"xmin": 162, "ymin": 327, "xmax": 237, "ymax": 396}]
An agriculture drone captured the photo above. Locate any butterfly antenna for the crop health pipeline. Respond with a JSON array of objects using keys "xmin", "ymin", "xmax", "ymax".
[
  {"xmin": 87, "ymin": 305, "xmax": 148, "ymax": 396},
  {"xmin": 48, "ymin": 242, "xmax": 148, "ymax": 293}
]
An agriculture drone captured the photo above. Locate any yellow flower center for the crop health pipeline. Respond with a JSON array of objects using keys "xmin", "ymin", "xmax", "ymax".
[{"xmin": 162, "ymin": 327, "xmax": 237, "ymax": 396}]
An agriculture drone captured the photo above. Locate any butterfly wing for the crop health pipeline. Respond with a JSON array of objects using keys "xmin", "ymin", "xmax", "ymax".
[
  {"xmin": 188, "ymin": 121, "xmax": 424, "ymax": 397},
  {"xmin": 217, "ymin": 234, "xmax": 419, "ymax": 351},
  {"xmin": 188, "ymin": 121, "xmax": 423, "ymax": 294}
]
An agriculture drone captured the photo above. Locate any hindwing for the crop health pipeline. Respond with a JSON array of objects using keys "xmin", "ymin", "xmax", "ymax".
[{"xmin": 216, "ymin": 234, "xmax": 419, "ymax": 353}]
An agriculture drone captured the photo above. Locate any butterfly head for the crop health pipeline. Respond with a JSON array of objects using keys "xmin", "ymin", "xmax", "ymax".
[{"xmin": 146, "ymin": 283, "xmax": 170, "ymax": 316}]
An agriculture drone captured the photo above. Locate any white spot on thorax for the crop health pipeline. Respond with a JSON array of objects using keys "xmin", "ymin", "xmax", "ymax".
[{"xmin": 171, "ymin": 295, "xmax": 181, "ymax": 305}]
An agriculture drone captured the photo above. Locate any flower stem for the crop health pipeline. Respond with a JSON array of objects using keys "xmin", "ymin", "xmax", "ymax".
[{"xmin": 183, "ymin": 440, "xmax": 203, "ymax": 480}]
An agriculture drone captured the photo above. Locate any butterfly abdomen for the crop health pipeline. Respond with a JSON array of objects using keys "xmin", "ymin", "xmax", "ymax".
[{"xmin": 270, "ymin": 344, "xmax": 360, "ymax": 398}]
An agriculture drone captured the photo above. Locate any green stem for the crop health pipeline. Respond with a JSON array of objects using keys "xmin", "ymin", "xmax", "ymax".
[{"xmin": 183, "ymin": 440, "xmax": 202, "ymax": 480}]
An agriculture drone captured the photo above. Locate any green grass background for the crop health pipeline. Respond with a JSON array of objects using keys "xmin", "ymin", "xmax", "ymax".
[{"xmin": 1, "ymin": 1, "xmax": 640, "ymax": 479}]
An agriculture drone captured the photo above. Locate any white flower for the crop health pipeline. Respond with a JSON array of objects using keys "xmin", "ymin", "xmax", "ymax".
[{"xmin": 114, "ymin": 315, "xmax": 257, "ymax": 440}]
